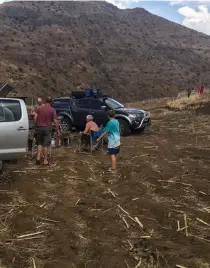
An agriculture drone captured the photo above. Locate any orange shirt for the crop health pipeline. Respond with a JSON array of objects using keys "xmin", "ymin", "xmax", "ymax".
[{"xmin": 83, "ymin": 121, "xmax": 99, "ymax": 135}]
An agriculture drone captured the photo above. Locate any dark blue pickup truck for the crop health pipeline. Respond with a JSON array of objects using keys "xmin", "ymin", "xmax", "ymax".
[{"xmin": 52, "ymin": 96, "xmax": 151, "ymax": 136}]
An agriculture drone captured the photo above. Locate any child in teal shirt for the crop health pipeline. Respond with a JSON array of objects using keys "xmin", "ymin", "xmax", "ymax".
[{"xmin": 97, "ymin": 110, "xmax": 120, "ymax": 172}]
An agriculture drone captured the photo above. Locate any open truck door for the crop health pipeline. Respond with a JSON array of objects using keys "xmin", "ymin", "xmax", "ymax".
[{"xmin": 0, "ymin": 83, "xmax": 15, "ymax": 97}]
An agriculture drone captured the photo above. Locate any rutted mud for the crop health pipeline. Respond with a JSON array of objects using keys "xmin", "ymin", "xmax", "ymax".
[{"xmin": 0, "ymin": 99, "xmax": 210, "ymax": 268}]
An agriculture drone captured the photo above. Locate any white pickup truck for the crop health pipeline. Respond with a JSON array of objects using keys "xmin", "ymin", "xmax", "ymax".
[{"xmin": 0, "ymin": 98, "xmax": 29, "ymax": 173}]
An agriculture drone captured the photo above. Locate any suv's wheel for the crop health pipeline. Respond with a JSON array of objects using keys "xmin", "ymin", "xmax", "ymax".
[
  {"xmin": 134, "ymin": 126, "xmax": 145, "ymax": 133},
  {"xmin": 60, "ymin": 117, "xmax": 72, "ymax": 132},
  {"xmin": 118, "ymin": 119, "xmax": 131, "ymax": 136},
  {"xmin": 0, "ymin": 161, "xmax": 3, "ymax": 174},
  {"xmin": 139, "ymin": 126, "xmax": 145, "ymax": 132}
]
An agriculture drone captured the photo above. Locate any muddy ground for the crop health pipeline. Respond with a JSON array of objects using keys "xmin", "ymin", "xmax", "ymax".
[{"xmin": 0, "ymin": 99, "xmax": 210, "ymax": 268}]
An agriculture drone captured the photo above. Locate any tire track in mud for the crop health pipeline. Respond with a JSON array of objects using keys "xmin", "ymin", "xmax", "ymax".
[{"xmin": 0, "ymin": 100, "xmax": 210, "ymax": 268}]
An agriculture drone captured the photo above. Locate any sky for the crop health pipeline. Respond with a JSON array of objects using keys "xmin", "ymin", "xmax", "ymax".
[
  {"xmin": 0, "ymin": 0, "xmax": 210, "ymax": 35},
  {"xmin": 107, "ymin": 0, "xmax": 210, "ymax": 35}
]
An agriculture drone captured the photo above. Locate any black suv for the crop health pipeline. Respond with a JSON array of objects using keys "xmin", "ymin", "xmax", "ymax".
[{"xmin": 52, "ymin": 96, "xmax": 151, "ymax": 136}]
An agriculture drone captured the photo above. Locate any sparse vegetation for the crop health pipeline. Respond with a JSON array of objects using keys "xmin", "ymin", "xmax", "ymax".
[
  {"xmin": 1, "ymin": 1, "xmax": 210, "ymax": 100},
  {"xmin": 1, "ymin": 2, "xmax": 210, "ymax": 266},
  {"xmin": 166, "ymin": 94, "xmax": 210, "ymax": 111},
  {"xmin": 1, "ymin": 99, "xmax": 210, "ymax": 268}
]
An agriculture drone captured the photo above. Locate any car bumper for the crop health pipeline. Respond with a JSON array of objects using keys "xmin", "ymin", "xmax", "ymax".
[{"xmin": 131, "ymin": 116, "xmax": 151, "ymax": 130}]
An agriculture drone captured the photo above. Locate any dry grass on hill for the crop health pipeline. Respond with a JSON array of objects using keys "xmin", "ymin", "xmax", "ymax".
[
  {"xmin": 1, "ymin": 1, "xmax": 210, "ymax": 101},
  {"xmin": 166, "ymin": 94, "xmax": 210, "ymax": 111}
]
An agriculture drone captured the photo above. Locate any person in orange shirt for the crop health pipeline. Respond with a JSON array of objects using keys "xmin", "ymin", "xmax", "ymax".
[
  {"xmin": 80, "ymin": 115, "xmax": 99, "ymax": 143},
  {"xmin": 80, "ymin": 115, "xmax": 99, "ymax": 134}
]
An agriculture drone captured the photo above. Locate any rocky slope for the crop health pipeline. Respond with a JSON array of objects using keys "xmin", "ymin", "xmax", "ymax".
[{"xmin": 1, "ymin": 1, "xmax": 210, "ymax": 101}]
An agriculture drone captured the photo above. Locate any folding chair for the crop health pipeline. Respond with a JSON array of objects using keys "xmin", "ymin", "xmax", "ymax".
[
  {"xmin": 90, "ymin": 129, "xmax": 104, "ymax": 154},
  {"xmin": 57, "ymin": 116, "xmax": 71, "ymax": 147},
  {"xmin": 78, "ymin": 129, "xmax": 104, "ymax": 154}
]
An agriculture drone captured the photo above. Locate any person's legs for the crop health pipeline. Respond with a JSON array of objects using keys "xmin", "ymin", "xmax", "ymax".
[
  {"xmin": 107, "ymin": 147, "xmax": 120, "ymax": 171},
  {"xmin": 81, "ymin": 134, "xmax": 90, "ymax": 143},
  {"xmin": 81, "ymin": 134, "xmax": 90, "ymax": 150},
  {"xmin": 43, "ymin": 147, "xmax": 49, "ymax": 165},
  {"xmin": 36, "ymin": 128, "xmax": 44, "ymax": 163},
  {"xmin": 34, "ymin": 132, "xmax": 38, "ymax": 146},
  {"xmin": 110, "ymin": 154, "xmax": 116, "ymax": 169},
  {"xmin": 37, "ymin": 145, "xmax": 43, "ymax": 161},
  {"xmin": 43, "ymin": 128, "xmax": 51, "ymax": 165}
]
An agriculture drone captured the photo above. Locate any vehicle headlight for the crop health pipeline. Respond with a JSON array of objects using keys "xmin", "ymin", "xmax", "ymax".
[{"xmin": 128, "ymin": 114, "xmax": 138, "ymax": 119}]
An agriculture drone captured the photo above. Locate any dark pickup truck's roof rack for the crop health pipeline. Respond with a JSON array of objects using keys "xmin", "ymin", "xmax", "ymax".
[
  {"xmin": 71, "ymin": 91, "xmax": 86, "ymax": 99},
  {"xmin": 101, "ymin": 95, "xmax": 111, "ymax": 98},
  {"xmin": 70, "ymin": 90, "xmax": 111, "ymax": 99}
]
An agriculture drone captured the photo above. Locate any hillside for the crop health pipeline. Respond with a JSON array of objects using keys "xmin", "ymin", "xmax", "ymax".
[{"xmin": 1, "ymin": 1, "xmax": 210, "ymax": 101}]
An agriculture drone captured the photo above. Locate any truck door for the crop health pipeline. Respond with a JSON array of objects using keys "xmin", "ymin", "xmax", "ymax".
[
  {"xmin": 88, "ymin": 99, "xmax": 108, "ymax": 127},
  {"xmin": 0, "ymin": 98, "xmax": 29, "ymax": 160},
  {"xmin": 71, "ymin": 98, "xmax": 91, "ymax": 129}
]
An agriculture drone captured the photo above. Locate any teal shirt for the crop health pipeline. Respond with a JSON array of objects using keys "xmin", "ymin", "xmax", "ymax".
[{"xmin": 104, "ymin": 119, "xmax": 120, "ymax": 148}]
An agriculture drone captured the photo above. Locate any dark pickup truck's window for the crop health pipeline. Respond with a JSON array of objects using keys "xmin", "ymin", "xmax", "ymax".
[
  {"xmin": 52, "ymin": 99, "xmax": 70, "ymax": 108},
  {"xmin": 89, "ymin": 99, "xmax": 102, "ymax": 109},
  {"xmin": 75, "ymin": 99, "xmax": 103, "ymax": 109},
  {"xmin": 105, "ymin": 98, "xmax": 124, "ymax": 109},
  {"xmin": 75, "ymin": 99, "xmax": 92, "ymax": 109},
  {"xmin": 0, "ymin": 100, "xmax": 21, "ymax": 122}
]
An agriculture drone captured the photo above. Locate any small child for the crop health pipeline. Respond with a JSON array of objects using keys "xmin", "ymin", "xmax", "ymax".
[{"xmin": 97, "ymin": 110, "xmax": 120, "ymax": 172}]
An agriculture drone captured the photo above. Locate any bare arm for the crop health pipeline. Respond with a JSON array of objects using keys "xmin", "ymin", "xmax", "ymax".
[
  {"xmin": 96, "ymin": 131, "xmax": 107, "ymax": 141},
  {"xmin": 82, "ymin": 123, "xmax": 90, "ymax": 135},
  {"xmin": 34, "ymin": 107, "xmax": 38, "ymax": 122},
  {"xmin": 34, "ymin": 112, "xmax": 38, "ymax": 122},
  {"xmin": 53, "ymin": 118, "xmax": 59, "ymax": 134}
]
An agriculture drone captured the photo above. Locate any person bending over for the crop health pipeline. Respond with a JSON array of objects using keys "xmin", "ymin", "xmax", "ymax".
[{"xmin": 80, "ymin": 115, "xmax": 99, "ymax": 142}]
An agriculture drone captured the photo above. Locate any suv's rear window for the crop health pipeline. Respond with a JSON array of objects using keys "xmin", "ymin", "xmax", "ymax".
[{"xmin": 0, "ymin": 99, "xmax": 22, "ymax": 122}]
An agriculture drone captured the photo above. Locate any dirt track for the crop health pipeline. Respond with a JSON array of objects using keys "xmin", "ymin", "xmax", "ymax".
[{"xmin": 0, "ymin": 99, "xmax": 210, "ymax": 268}]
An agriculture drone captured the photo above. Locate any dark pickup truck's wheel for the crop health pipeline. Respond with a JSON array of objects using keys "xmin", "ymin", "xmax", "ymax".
[
  {"xmin": 60, "ymin": 117, "xmax": 72, "ymax": 132},
  {"xmin": 138, "ymin": 126, "xmax": 145, "ymax": 133},
  {"xmin": 118, "ymin": 119, "xmax": 131, "ymax": 136}
]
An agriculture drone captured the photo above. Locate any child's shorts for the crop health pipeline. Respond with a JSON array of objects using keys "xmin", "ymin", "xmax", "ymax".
[{"xmin": 107, "ymin": 146, "xmax": 120, "ymax": 155}]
